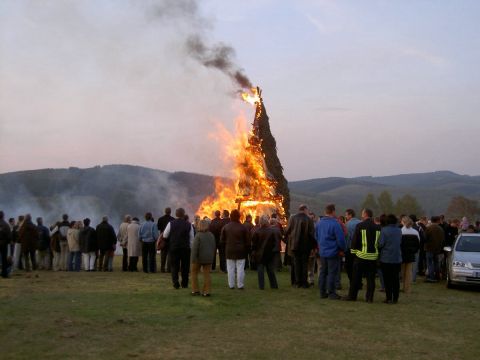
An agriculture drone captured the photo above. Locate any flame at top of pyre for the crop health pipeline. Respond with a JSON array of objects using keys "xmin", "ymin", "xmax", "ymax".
[{"xmin": 197, "ymin": 87, "xmax": 290, "ymax": 222}]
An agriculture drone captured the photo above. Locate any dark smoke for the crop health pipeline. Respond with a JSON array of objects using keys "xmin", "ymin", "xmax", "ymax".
[
  {"xmin": 150, "ymin": 0, "xmax": 252, "ymax": 90},
  {"xmin": 186, "ymin": 35, "xmax": 252, "ymax": 90}
]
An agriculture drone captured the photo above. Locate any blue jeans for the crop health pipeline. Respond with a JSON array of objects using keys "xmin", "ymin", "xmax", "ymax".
[
  {"xmin": 319, "ymin": 256, "xmax": 339, "ymax": 297},
  {"xmin": 426, "ymin": 252, "xmax": 439, "ymax": 280},
  {"xmin": 67, "ymin": 251, "xmax": 81, "ymax": 271}
]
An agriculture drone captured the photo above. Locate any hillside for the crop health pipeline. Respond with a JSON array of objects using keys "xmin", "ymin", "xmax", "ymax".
[{"xmin": 1, "ymin": 165, "xmax": 479, "ymax": 226}]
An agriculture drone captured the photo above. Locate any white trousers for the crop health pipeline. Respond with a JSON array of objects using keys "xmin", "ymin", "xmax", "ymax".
[
  {"xmin": 227, "ymin": 259, "xmax": 245, "ymax": 289},
  {"xmin": 82, "ymin": 252, "xmax": 96, "ymax": 271}
]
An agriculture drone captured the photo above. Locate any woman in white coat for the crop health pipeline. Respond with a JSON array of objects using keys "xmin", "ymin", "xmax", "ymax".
[{"xmin": 127, "ymin": 217, "xmax": 141, "ymax": 271}]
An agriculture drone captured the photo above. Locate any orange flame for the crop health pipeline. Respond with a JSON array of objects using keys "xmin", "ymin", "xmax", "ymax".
[
  {"xmin": 197, "ymin": 94, "xmax": 285, "ymax": 222},
  {"xmin": 241, "ymin": 87, "xmax": 260, "ymax": 106}
]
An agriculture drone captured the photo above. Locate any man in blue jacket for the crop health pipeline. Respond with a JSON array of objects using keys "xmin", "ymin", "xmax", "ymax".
[{"xmin": 315, "ymin": 204, "xmax": 346, "ymax": 300}]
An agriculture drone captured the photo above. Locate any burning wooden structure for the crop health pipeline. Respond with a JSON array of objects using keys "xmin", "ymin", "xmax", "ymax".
[{"xmin": 197, "ymin": 87, "xmax": 290, "ymax": 220}]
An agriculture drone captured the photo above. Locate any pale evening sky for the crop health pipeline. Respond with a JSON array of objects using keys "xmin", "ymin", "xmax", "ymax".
[{"xmin": 1, "ymin": 0, "xmax": 479, "ymax": 181}]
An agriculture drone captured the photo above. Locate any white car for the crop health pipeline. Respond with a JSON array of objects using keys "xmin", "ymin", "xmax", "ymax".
[{"xmin": 444, "ymin": 233, "xmax": 480, "ymax": 288}]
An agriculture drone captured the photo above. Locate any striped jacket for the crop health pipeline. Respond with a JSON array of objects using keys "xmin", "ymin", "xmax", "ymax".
[{"xmin": 351, "ymin": 218, "xmax": 381, "ymax": 261}]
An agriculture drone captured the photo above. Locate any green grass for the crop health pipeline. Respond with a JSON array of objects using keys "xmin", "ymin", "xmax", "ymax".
[{"xmin": 1, "ymin": 258, "xmax": 479, "ymax": 360}]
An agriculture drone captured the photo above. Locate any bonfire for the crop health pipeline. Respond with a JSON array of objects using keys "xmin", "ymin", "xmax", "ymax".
[{"xmin": 197, "ymin": 87, "xmax": 290, "ymax": 222}]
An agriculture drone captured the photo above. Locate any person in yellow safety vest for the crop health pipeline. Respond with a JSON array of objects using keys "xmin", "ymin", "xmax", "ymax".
[{"xmin": 343, "ymin": 208, "xmax": 381, "ymax": 303}]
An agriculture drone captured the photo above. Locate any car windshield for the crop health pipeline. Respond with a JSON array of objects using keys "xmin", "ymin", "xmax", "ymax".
[{"xmin": 455, "ymin": 236, "xmax": 480, "ymax": 252}]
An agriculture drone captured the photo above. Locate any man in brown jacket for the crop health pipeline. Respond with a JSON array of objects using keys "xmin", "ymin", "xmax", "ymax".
[
  {"xmin": 220, "ymin": 209, "xmax": 249, "ymax": 289},
  {"xmin": 285, "ymin": 205, "xmax": 316, "ymax": 288},
  {"xmin": 425, "ymin": 216, "xmax": 445, "ymax": 282}
]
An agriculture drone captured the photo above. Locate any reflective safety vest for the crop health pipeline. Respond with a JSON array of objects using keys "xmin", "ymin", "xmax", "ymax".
[{"xmin": 351, "ymin": 229, "xmax": 380, "ymax": 260}]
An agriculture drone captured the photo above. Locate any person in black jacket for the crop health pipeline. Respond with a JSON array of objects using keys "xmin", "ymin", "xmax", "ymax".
[
  {"xmin": 344, "ymin": 208, "xmax": 381, "ymax": 302},
  {"xmin": 36, "ymin": 217, "xmax": 51, "ymax": 270},
  {"xmin": 209, "ymin": 210, "xmax": 227, "ymax": 272},
  {"xmin": 157, "ymin": 207, "xmax": 175, "ymax": 273},
  {"xmin": 400, "ymin": 216, "xmax": 420, "ymax": 294},
  {"xmin": 0, "ymin": 211, "xmax": 12, "ymax": 278},
  {"xmin": 96, "ymin": 216, "xmax": 116, "ymax": 272},
  {"xmin": 251, "ymin": 215, "xmax": 278, "ymax": 290},
  {"xmin": 162, "ymin": 208, "xmax": 194, "ymax": 289},
  {"xmin": 79, "ymin": 218, "xmax": 97, "ymax": 271}
]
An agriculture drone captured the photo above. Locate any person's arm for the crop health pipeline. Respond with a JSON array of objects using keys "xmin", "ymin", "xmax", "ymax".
[
  {"xmin": 191, "ymin": 235, "xmax": 200, "ymax": 263},
  {"xmin": 378, "ymin": 229, "xmax": 385, "ymax": 250},
  {"xmin": 335, "ymin": 223, "xmax": 346, "ymax": 251}
]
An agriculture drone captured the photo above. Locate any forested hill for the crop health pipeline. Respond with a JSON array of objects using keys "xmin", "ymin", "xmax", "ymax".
[{"xmin": 1, "ymin": 165, "xmax": 479, "ymax": 226}]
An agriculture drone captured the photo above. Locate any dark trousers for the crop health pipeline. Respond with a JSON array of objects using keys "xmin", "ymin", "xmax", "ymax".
[
  {"xmin": 122, "ymin": 248, "xmax": 128, "ymax": 271},
  {"xmin": 345, "ymin": 250, "xmax": 355, "ymax": 282},
  {"xmin": 319, "ymin": 256, "xmax": 340, "ymax": 297},
  {"xmin": 170, "ymin": 248, "xmax": 191, "ymax": 288},
  {"xmin": 129, "ymin": 256, "xmax": 138, "ymax": 271},
  {"xmin": 0, "ymin": 243, "xmax": 8, "ymax": 278},
  {"xmin": 293, "ymin": 252, "xmax": 309, "ymax": 287},
  {"xmin": 349, "ymin": 257, "xmax": 377, "ymax": 301},
  {"xmin": 257, "ymin": 258, "xmax": 278, "ymax": 289},
  {"xmin": 67, "ymin": 251, "xmax": 81, "ymax": 271},
  {"xmin": 142, "ymin": 242, "xmax": 156, "ymax": 273},
  {"xmin": 212, "ymin": 244, "xmax": 226, "ymax": 272},
  {"xmin": 23, "ymin": 250, "xmax": 36, "ymax": 271},
  {"xmin": 381, "ymin": 262, "xmax": 400, "ymax": 302},
  {"xmin": 160, "ymin": 246, "xmax": 170, "ymax": 272}
]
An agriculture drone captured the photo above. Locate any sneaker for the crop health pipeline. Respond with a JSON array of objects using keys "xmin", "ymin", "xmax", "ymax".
[
  {"xmin": 191, "ymin": 291, "xmax": 200, "ymax": 296},
  {"xmin": 202, "ymin": 293, "xmax": 211, "ymax": 297}
]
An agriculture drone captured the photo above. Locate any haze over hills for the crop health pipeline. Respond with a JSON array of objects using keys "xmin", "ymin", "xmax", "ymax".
[{"xmin": 1, "ymin": 165, "xmax": 479, "ymax": 227}]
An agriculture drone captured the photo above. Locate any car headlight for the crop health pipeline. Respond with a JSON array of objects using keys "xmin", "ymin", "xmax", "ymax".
[{"xmin": 453, "ymin": 261, "xmax": 466, "ymax": 267}]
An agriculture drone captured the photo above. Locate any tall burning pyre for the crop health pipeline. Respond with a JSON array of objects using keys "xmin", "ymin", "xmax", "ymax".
[{"xmin": 197, "ymin": 87, "xmax": 290, "ymax": 221}]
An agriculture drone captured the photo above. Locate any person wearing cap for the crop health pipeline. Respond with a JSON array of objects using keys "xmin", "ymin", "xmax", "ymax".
[{"xmin": 285, "ymin": 204, "xmax": 316, "ymax": 288}]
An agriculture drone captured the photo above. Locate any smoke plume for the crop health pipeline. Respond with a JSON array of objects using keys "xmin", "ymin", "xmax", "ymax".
[{"xmin": 151, "ymin": 0, "xmax": 252, "ymax": 90}]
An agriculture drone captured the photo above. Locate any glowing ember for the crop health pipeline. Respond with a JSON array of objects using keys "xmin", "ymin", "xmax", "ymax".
[{"xmin": 197, "ymin": 87, "xmax": 286, "ymax": 221}]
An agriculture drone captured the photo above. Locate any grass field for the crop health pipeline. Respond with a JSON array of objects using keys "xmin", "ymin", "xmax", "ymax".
[{"xmin": 1, "ymin": 258, "xmax": 479, "ymax": 360}]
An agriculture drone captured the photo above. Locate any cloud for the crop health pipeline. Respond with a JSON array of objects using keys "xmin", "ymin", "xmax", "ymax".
[{"xmin": 400, "ymin": 47, "xmax": 448, "ymax": 67}]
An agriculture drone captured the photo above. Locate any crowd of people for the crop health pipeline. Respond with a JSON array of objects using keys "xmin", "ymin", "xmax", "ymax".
[{"xmin": 0, "ymin": 206, "xmax": 478, "ymax": 302}]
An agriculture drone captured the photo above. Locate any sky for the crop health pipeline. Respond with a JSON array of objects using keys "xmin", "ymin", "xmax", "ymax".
[{"xmin": 1, "ymin": 0, "xmax": 479, "ymax": 181}]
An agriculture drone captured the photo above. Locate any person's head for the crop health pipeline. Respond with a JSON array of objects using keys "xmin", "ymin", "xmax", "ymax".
[
  {"xmin": 83, "ymin": 218, "xmax": 91, "ymax": 227},
  {"xmin": 386, "ymin": 214, "xmax": 398, "ymax": 225},
  {"xmin": 409, "ymin": 214, "xmax": 418, "ymax": 223},
  {"xmin": 25, "ymin": 214, "xmax": 32, "ymax": 222},
  {"xmin": 36, "ymin": 217, "xmax": 43, "ymax": 226},
  {"xmin": 245, "ymin": 214, "xmax": 252, "ymax": 223},
  {"xmin": 362, "ymin": 208, "xmax": 373, "ymax": 220},
  {"xmin": 70, "ymin": 221, "xmax": 76, "ymax": 227},
  {"xmin": 0, "ymin": 211, "xmax": 4, "ymax": 220},
  {"xmin": 8, "ymin": 218, "xmax": 15, "ymax": 225},
  {"xmin": 144, "ymin": 212, "xmax": 153, "ymax": 221},
  {"xmin": 254, "ymin": 215, "xmax": 260, "ymax": 225},
  {"xmin": 259, "ymin": 215, "xmax": 270, "ymax": 227},
  {"xmin": 124, "ymin": 215, "xmax": 131, "ymax": 223},
  {"xmin": 299, "ymin": 204, "xmax": 309, "ymax": 215},
  {"xmin": 419, "ymin": 216, "xmax": 428, "ymax": 225},
  {"xmin": 132, "ymin": 217, "xmax": 139, "ymax": 222},
  {"xmin": 431, "ymin": 216, "xmax": 441, "ymax": 224},
  {"xmin": 214, "ymin": 210, "xmax": 221, "ymax": 218},
  {"xmin": 466, "ymin": 225, "xmax": 475, "ymax": 233},
  {"xmin": 62, "ymin": 214, "xmax": 68, "ymax": 221},
  {"xmin": 74, "ymin": 221, "xmax": 83, "ymax": 230},
  {"xmin": 325, "ymin": 204, "xmax": 336, "ymax": 216},
  {"xmin": 271, "ymin": 213, "xmax": 278, "ymax": 219},
  {"xmin": 175, "ymin": 208, "xmax": 186, "ymax": 219},
  {"xmin": 18, "ymin": 215, "xmax": 25, "ymax": 223},
  {"xmin": 102, "ymin": 216, "xmax": 109, "ymax": 223},
  {"xmin": 338, "ymin": 215, "xmax": 346, "ymax": 224},
  {"xmin": 197, "ymin": 218, "xmax": 211, "ymax": 232},
  {"xmin": 222, "ymin": 210, "xmax": 230, "ymax": 219},
  {"xmin": 440, "ymin": 214, "xmax": 445, "ymax": 222},
  {"xmin": 450, "ymin": 219, "xmax": 460, "ymax": 227},
  {"xmin": 193, "ymin": 215, "xmax": 201, "ymax": 227},
  {"xmin": 230, "ymin": 209, "xmax": 240, "ymax": 222},
  {"xmin": 345, "ymin": 209, "xmax": 355, "ymax": 221},
  {"xmin": 165, "ymin": 207, "xmax": 172, "ymax": 215},
  {"xmin": 401, "ymin": 216, "xmax": 413, "ymax": 228},
  {"xmin": 270, "ymin": 218, "xmax": 278, "ymax": 226}
]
